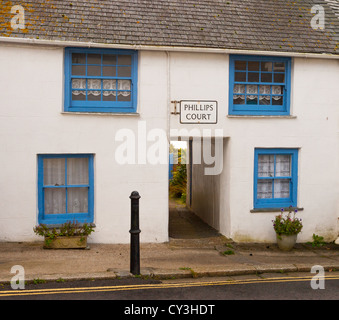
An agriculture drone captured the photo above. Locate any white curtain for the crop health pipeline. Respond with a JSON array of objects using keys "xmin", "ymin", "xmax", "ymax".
[
  {"xmin": 72, "ymin": 79, "xmax": 131, "ymax": 97},
  {"xmin": 274, "ymin": 179, "xmax": 290, "ymax": 199},
  {"xmin": 233, "ymin": 84, "xmax": 282, "ymax": 101},
  {"xmin": 257, "ymin": 154, "xmax": 291, "ymax": 199},
  {"xmin": 257, "ymin": 180, "xmax": 273, "ymax": 199},
  {"xmin": 44, "ymin": 158, "xmax": 89, "ymax": 214},
  {"xmin": 274, "ymin": 155, "xmax": 291, "ymax": 198},
  {"xmin": 257, "ymin": 154, "xmax": 274, "ymax": 199},
  {"xmin": 44, "ymin": 189, "xmax": 66, "ymax": 214},
  {"xmin": 67, "ymin": 188, "xmax": 88, "ymax": 214},
  {"xmin": 258, "ymin": 155, "xmax": 274, "ymax": 177},
  {"xmin": 44, "ymin": 158, "xmax": 65, "ymax": 186}
]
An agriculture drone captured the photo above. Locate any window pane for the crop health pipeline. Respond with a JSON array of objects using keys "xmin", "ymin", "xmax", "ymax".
[
  {"xmin": 44, "ymin": 158, "xmax": 65, "ymax": 186},
  {"xmin": 103, "ymin": 66, "xmax": 116, "ymax": 77},
  {"xmin": 275, "ymin": 155, "xmax": 291, "ymax": 177},
  {"xmin": 246, "ymin": 84, "xmax": 258, "ymax": 95},
  {"xmin": 261, "ymin": 73, "xmax": 272, "ymax": 83},
  {"xmin": 87, "ymin": 92, "xmax": 102, "ymax": 101},
  {"xmin": 118, "ymin": 92, "xmax": 131, "ymax": 101},
  {"xmin": 235, "ymin": 72, "xmax": 246, "ymax": 82},
  {"xmin": 72, "ymin": 53, "xmax": 86, "ymax": 64},
  {"xmin": 233, "ymin": 84, "xmax": 245, "ymax": 94},
  {"xmin": 233, "ymin": 95, "xmax": 245, "ymax": 104},
  {"xmin": 258, "ymin": 155, "xmax": 274, "ymax": 177},
  {"xmin": 67, "ymin": 188, "xmax": 88, "ymax": 213},
  {"xmin": 87, "ymin": 79, "xmax": 101, "ymax": 90},
  {"xmin": 247, "ymin": 96, "xmax": 257, "ymax": 104},
  {"xmin": 87, "ymin": 54, "xmax": 101, "ymax": 64},
  {"xmin": 274, "ymin": 73, "xmax": 285, "ymax": 83},
  {"xmin": 235, "ymin": 60, "xmax": 246, "ymax": 71},
  {"xmin": 72, "ymin": 79, "xmax": 86, "ymax": 89},
  {"xmin": 274, "ymin": 179, "xmax": 290, "ymax": 198},
  {"xmin": 118, "ymin": 55, "xmax": 132, "ymax": 65},
  {"xmin": 261, "ymin": 62, "xmax": 272, "ymax": 72},
  {"xmin": 248, "ymin": 61, "xmax": 259, "ymax": 71},
  {"xmin": 103, "ymin": 54, "xmax": 116, "ymax": 65},
  {"xmin": 72, "ymin": 65, "xmax": 86, "ymax": 76},
  {"xmin": 44, "ymin": 188, "xmax": 66, "ymax": 214},
  {"xmin": 259, "ymin": 85, "xmax": 271, "ymax": 95},
  {"xmin": 274, "ymin": 62, "xmax": 285, "ymax": 72},
  {"xmin": 72, "ymin": 91, "xmax": 86, "ymax": 101},
  {"xmin": 248, "ymin": 72, "xmax": 259, "ymax": 82},
  {"xmin": 67, "ymin": 158, "xmax": 89, "ymax": 185},
  {"xmin": 103, "ymin": 94, "xmax": 116, "ymax": 101},
  {"xmin": 259, "ymin": 95, "xmax": 271, "ymax": 105},
  {"xmin": 272, "ymin": 85, "xmax": 283, "ymax": 95},
  {"xmin": 257, "ymin": 180, "xmax": 273, "ymax": 199},
  {"xmin": 118, "ymin": 80, "xmax": 131, "ymax": 91},
  {"xmin": 272, "ymin": 96, "xmax": 283, "ymax": 105},
  {"xmin": 87, "ymin": 65, "xmax": 101, "ymax": 77},
  {"xmin": 118, "ymin": 66, "xmax": 131, "ymax": 77},
  {"xmin": 103, "ymin": 79, "xmax": 116, "ymax": 89}
]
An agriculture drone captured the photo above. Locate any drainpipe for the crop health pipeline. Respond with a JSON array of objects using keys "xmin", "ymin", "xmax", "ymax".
[{"xmin": 166, "ymin": 51, "xmax": 171, "ymax": 144}]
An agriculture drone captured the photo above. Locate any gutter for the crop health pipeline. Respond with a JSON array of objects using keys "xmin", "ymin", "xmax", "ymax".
[{"xmin": 0, "ymin": 36, "xmax": 338, "ymax": 60}]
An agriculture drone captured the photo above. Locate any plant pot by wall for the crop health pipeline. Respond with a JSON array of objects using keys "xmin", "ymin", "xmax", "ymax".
[
  {"xmin": 276, "ymin": 234, "xmax": 297, "ymax": 251},
  {"xmin": 44, "ymin": 236, "xmax": 88, "ymax": 249}
]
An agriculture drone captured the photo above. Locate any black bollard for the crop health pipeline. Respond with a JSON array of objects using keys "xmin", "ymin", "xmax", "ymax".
[{"xmin": 129, "ymin": 191, "xmax": 141, "ymax": 275}]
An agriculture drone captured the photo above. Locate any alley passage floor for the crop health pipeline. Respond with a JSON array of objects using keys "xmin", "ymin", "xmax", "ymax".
[{"xmin": 168, "ymin": 198, "xmax": 222, "ymax": 240}]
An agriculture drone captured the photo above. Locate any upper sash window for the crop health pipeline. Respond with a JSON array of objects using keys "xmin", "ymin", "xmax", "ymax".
[
  {"xmin": 64, "ymin": 48, "xmax": 138, "ymax": 113},
  {"xmin": 229, "ymin": 55, "xmax": 291, "ymax": 116}
]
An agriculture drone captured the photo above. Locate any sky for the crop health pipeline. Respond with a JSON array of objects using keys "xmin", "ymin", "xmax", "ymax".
[{"xmin": 170, "ymin": 141, "xmax": 187, "ymax": 149}]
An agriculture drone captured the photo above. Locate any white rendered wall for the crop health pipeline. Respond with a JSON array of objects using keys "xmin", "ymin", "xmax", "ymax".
[
  {"xmin": 0, "ymin": 45, "xmax": 338, "ymax": 244},
  {"xmin": 0, "ymin": 45, "xmax": 169, "ymax": 243},
  {"xmin": 226, "ymin": 58, "xmax": 339, "ymax": 243},
  {"xmin": 169, "ymin": 52, "xmax": 339, "ymax": 243}
]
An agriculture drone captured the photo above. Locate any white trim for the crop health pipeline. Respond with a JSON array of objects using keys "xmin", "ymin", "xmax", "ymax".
[{"xmin": 0, "ymin": 36, "xmax": 338, "ymax": 59}]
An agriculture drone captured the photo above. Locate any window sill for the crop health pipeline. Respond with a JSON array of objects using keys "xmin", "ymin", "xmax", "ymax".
[
  {"xmin": 250, "ymin": 207, "xmax": 304, "ymax": 213},
  {"xmin": 227, "ymin": 115, "xmax": 296, "ymax": 119},
  {"xmin": 40, "ymin": 223, "xmax": 96, "ymax": 229},
  {"xmin": 61, "ymin": 112, "xmax": 140, "ymax": 117}
]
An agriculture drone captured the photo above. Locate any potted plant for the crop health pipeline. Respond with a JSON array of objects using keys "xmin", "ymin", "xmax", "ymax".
[
  {"xmin": 33, "ymin": 221, "xmax": 95, "ymax": 249},
  {"xmin": 273, "ymin": 207, "xmax": 303, "ymax": 251}
]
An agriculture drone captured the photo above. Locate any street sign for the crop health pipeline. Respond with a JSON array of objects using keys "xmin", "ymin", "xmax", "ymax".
[{"xmin": 180, "ymin": 100, "xmax": 217, "ymax": 124}]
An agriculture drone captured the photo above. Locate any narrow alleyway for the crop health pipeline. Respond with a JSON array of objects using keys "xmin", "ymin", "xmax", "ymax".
[{"xmin": 168, "ymin": 198, "xmax": 221, "ymax": 240}]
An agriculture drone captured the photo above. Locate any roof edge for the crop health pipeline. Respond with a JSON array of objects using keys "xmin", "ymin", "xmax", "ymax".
[{"xmin": 0, "ymin": 36, "xmax": 338, "ymax": 60}]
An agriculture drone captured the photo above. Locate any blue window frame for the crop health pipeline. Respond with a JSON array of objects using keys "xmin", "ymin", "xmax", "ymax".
[
  {"xmin": 64, "ymin": 48, "xmax": 138, "ymax": 113},
  {"xmin": 254, "ymin": 148, "xmax": 298, "ymax": 209},
  {"xmin": 38, "ymin": 154, "xmax": 94, "ymax": 225},
  {"xmin": 229, "ymin": 55, "xmax": 291, "ymax": 116}
]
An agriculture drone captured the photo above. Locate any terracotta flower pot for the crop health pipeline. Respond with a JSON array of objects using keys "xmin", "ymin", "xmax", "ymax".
[{"xmin": 276, "ymin": 234, "xmax": 297, "ymax": 251}]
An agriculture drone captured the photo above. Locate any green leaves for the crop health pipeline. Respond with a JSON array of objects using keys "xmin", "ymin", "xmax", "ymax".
[
  {"xmin": 273, "ymin": 207, "xmax": 303, "ymax": 236},
  {"xmin": 33, "ymin": 221, "xmax": 95, "ymax": 239}
]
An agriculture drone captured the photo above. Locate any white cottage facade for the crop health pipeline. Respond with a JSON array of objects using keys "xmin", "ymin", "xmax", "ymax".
[{"xmin": 0, "ymin": 0, "xmax": 338, "ymax": 244}]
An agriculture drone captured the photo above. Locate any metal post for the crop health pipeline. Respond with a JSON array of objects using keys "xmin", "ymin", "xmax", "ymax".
[{"xmin": 129, "ymin": 191, "xmax": 141, "ymax": 275}]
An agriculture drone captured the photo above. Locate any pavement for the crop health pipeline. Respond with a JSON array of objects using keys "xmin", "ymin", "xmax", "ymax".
[{"xmin": 0, "ymin": 200, "xmax": 338, "ymax": 284}]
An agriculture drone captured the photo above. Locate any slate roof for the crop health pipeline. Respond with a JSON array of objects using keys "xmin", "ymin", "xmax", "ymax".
[{"xmin": 0, "ymin": 0, "xmax": 338, "ymax": 55}]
